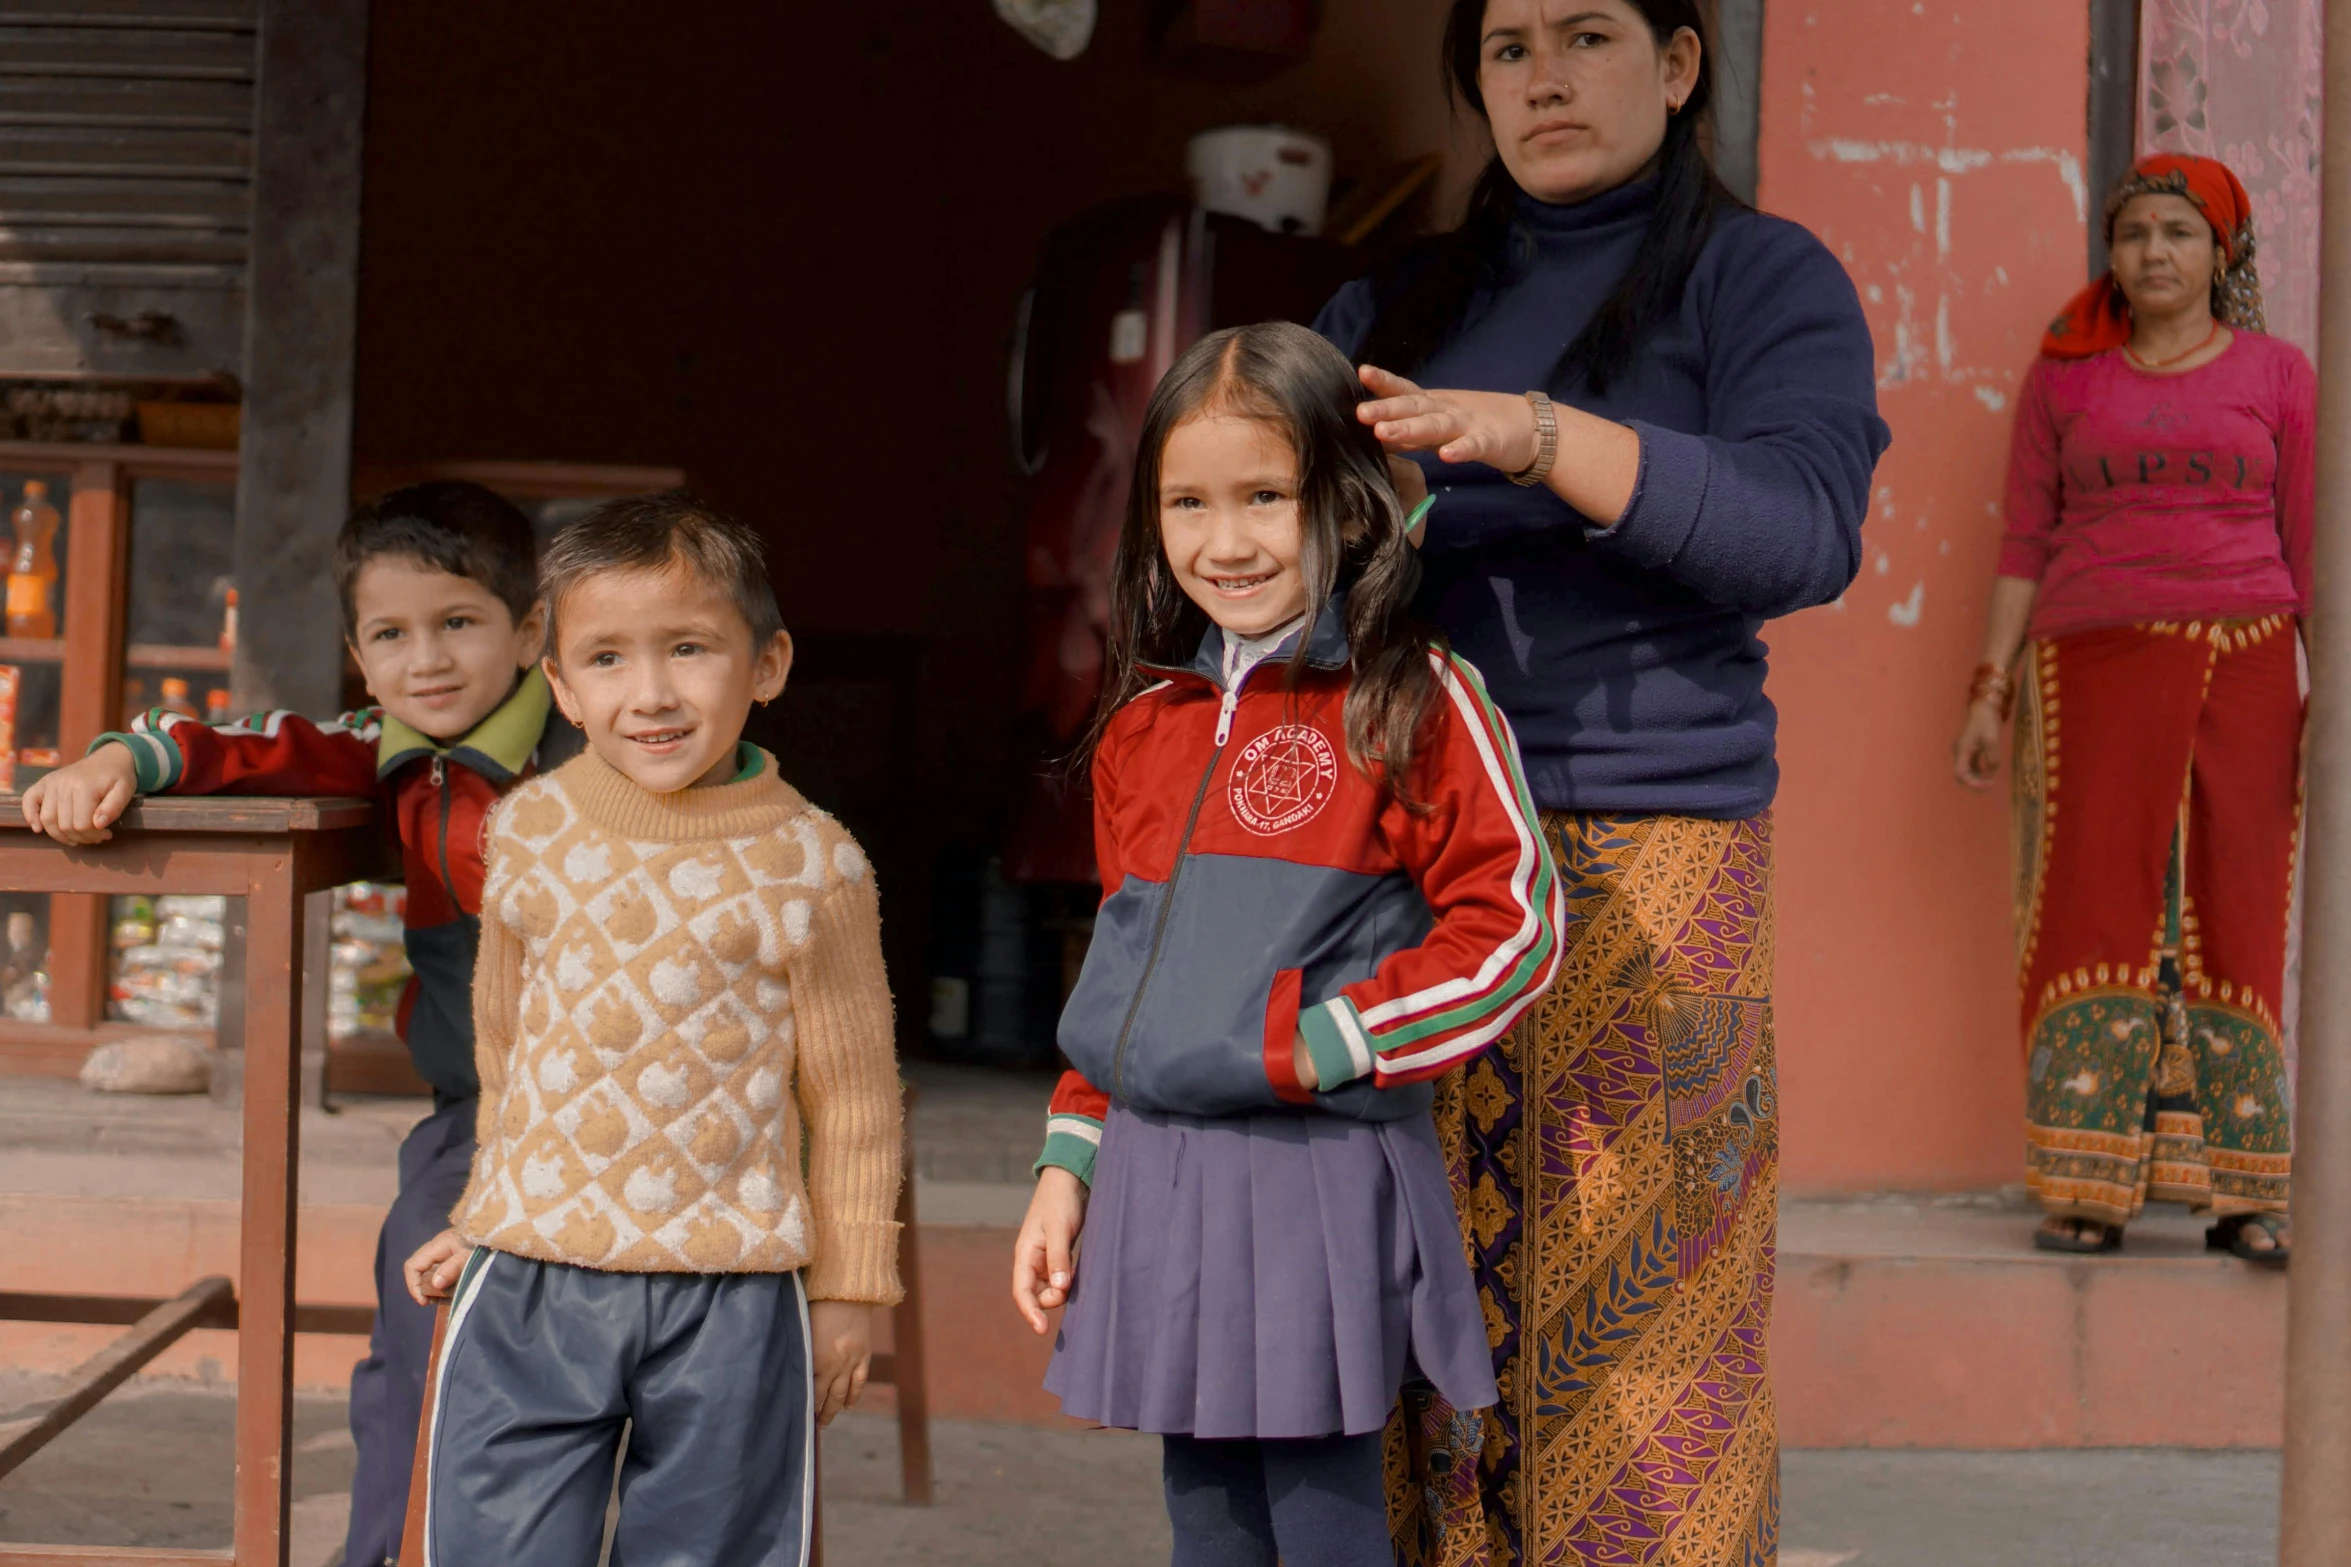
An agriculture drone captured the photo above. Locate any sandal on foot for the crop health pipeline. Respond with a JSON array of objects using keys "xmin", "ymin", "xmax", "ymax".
[
  {"xmin": 2033, "ymin": 1218, "xmax": 2122, "ymax": 1254},
  {"xmin": 2206, "ymin": 1213, "xmax": 2291, "ymax": 1269}
]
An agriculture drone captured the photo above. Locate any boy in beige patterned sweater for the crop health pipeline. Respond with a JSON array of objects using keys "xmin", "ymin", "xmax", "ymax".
[{"xmin": 401, "ymin": 493, "xmax": 900, "ymax": 1567}]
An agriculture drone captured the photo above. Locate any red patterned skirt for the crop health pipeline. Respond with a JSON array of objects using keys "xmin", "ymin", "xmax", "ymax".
[{"xmin": 2014, "ymin": 618, "xmax": 2300, "ymax": 1223}]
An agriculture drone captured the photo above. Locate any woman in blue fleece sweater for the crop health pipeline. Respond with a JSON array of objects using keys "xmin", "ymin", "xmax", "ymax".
[{"xmin": 1312, "ymin": 0, "xmax": 1889, "ymax": 1558}]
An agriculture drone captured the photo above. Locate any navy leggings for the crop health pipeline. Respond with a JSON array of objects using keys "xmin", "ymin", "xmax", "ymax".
[{"xmin": 1161, "ymin": 1431, "xmax": 1390, "ymax": 1567}]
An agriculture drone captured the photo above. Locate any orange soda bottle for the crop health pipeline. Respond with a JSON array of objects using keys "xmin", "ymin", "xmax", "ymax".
[
  {"xmin": 159, "ymin": 677, "xmax": 198, "ymax": 719},
  {"xmin": 6, "ymin": 481, "xmax": 60, "ymax": 639}
]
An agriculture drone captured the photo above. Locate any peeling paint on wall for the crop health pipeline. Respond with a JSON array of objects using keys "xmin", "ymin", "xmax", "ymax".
[
  {"xmin": 1761, "ymin": 0, "xmax": 2090, "ymax": 1189},
  {"xmin": 1818, "ymin": 134, "xmax": 2083, "ymax": 395}
]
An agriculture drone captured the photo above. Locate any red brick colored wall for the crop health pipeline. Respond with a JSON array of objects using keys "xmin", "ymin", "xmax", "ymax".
[{"xmin": 1758, "ymin": 0, "xmax": 2092, "ymax": 1189}]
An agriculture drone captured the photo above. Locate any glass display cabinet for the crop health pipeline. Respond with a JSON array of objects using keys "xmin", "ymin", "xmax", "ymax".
[
  {"xmin": 0, "ymin": 438, "xmax": 239, "ymax": 1069},
  {"xmin": 0, "ymin": 446, "xmax": 683, "ymax": 1084}
]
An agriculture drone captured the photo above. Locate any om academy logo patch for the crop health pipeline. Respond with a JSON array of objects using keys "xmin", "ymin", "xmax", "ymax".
[{"xmin": 1229, "ymin": 723, "xmax": 1338, "ymax": 836}]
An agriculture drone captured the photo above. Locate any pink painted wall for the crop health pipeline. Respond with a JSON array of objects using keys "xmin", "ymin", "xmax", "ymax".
[{"xmin": 1758, "ymin": 0, "xmax": 2092, "ymax": 1190}]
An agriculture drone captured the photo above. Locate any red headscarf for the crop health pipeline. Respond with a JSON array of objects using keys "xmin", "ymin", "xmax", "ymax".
[{"xmin": 2040, "ymin": 153, "xmax": 2266, "ymax": 360}]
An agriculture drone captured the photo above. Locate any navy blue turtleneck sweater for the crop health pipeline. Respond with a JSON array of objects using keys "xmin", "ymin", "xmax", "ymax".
[{"xmin": 1315, "ymin": 182, "xmax": 1889, "ymax": 818}]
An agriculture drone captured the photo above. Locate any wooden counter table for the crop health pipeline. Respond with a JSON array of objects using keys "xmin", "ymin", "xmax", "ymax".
[{"xmin": 0, "ymin": 793, "xmax": 389, "ymax": 1567}]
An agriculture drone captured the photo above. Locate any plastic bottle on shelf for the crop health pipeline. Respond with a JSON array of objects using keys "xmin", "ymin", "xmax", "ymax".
[
  {"xmin": 219, "ymin": 586, "xmax": 237, "ymax": 656},
  {"xmin": 6, "ymin": 481, "xmax": 59, "ymax": 640},
  {"xmin": 159, "ymin": 676, "xmax": 198, "ymax": 719},
  {"xmin": 205, "ymin": 686, "xmax": 229, "ymax": 722},
  {"xmin": 110, "ymin": 895, "xmax": 155, "ymax": 949},
  {"xmin": 0, "ymin": 663, "xmax": 17, "ymax": 792}
]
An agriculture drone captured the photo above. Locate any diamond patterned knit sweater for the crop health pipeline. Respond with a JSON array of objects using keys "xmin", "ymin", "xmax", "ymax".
[{"xmin": 449, "ymin": 745, "xmax": 903, "ymax": 1304}]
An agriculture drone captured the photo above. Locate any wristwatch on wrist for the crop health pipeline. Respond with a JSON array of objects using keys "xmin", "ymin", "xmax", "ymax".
[{"xmin": 1509, "ymin": 390, "xmax": 1559, "ymax": 487}]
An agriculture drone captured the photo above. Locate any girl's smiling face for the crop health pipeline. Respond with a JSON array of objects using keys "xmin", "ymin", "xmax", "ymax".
[
  {"xmin": 1157, "ymin": 409, "xmax": 1312, "ymax": 637},
  {"xmin": 543, "ymin": 560, "xmax": 792, "ymax": 793}
]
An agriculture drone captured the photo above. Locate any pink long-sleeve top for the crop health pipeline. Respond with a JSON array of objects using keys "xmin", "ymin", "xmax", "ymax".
[{"xmin": 1998, "ymin": 332, "xmax": 2314, "ymax": 640}]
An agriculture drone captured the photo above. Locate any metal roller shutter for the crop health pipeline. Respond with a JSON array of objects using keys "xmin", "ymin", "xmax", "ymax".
[{"xmin": 0, "ymin": 0, "xmax": 255, "ymax": 377}]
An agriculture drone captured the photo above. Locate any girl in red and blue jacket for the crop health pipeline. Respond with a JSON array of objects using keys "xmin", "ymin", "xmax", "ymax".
[{"xmin": 1010, "ymin": 321, "xmax": 1561, "ymax": 1566}]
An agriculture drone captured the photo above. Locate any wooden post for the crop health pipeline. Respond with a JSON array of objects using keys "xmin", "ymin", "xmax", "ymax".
[
  {"xmin": 1709, "ymin": 0, "xmax": 1763, "ymax": 205},
  {"xmin": 394, "ymin": 1302, "xmax": 450, "ymax": 1567},
  {"xmin": 2280, "ymin": 9, "xmax": 2351, "ymax": 1560},
  {"xmin": 56, "ymin": 460, "xmax": 127, "ymax": 758},
  {"xmin": 47, "ymin": 460, "xmax": 129, "ymax": 1031},
  {"xmin": 892, "ymin": 1092, "xmax": 934, "ymax": 1507},
  {"xmin": 234, "ymin": 847, "xmax": 303, "ymax": 1567},
  {"xmin": 2084, "ymin": 0, "xmax": 2141, "ymax": 278}
]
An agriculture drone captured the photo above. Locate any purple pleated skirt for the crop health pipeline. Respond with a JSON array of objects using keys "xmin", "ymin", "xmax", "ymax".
[{"xmin": 1045, "ymin": 1104, "xmax": 1497, "ymax": 1440}]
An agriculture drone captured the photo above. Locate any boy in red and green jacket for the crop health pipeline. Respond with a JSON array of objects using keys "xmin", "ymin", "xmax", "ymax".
[{"xmin": 21, "ymin": 481, "xmax": 578, "ymax": 1567}]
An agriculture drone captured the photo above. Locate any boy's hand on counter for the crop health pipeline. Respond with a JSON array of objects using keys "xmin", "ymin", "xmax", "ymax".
[{"xmin": 20, "ymin": 744, "xmax": 138, "ymax": 844}]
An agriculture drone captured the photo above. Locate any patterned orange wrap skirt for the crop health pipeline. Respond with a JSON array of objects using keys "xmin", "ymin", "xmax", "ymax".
[
  {"xmin": 1386, "ymin": 813, "xmax": 1778, "ymax": 1567},
  {"xmin": 2015, "ymin": 618, "xmax": 2300, "ymax": 1224}
]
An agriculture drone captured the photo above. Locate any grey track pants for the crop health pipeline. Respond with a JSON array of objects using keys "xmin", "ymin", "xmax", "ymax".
[{"xmin": 422, "ymin": 1250, "xmax": 813, "ymax": 1567}]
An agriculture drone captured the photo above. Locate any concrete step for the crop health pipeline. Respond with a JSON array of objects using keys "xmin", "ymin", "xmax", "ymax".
[
  {"xmin": 0, "ymin": 1078, "xmax": 2289, "ymax": 1446},
  {"xmin": 0, "ymin": 1385, "xmax": 2286, "ymax": 1567},
  {"xmin": 1776, "ymin": 1193, "xmax": 2285, "ymax": 1448},
  {"xmin": 5, "ymin": 1185, "xmax": 2286, "ymax": 1446}
]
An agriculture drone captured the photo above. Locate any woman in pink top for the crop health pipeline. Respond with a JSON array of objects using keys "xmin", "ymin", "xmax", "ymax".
[{"xmin": 1953, "ymin": 153, "xmax": 2308, "ymax": 1264}]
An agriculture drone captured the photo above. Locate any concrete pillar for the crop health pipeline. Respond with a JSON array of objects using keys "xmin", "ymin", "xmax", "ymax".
[{"xmin": 231, "ymin": 0, "xmax": 369, "ymax": 716}]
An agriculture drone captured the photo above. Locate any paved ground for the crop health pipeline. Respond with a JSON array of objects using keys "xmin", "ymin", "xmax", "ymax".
[
  {"xmin": 0, "ymin": 1374, "xmax": 358, "ymax": 1563},
  {"xmin": 0, "ymin": 1067, "xmax": 2290, "ymax": 1563},
  {"xmin": 1781, "ymin": 1449, "xmax": 2278, "ymax": 1567},
  {"xmin": 0, "ymin": 1376, "xmax": 1171, "ymax": 1566},
  {"xmin": 8, "ymin": 1065, "xmax": 2243, "ymax": 1244},
  {"xmin": 0, "ymin": 1372, "xmax": 2283, "ymax": 1567}
]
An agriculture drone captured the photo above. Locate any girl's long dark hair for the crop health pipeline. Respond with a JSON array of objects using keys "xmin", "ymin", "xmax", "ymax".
[
  {"xmin": 1082, "ymin": 321, "xmax": 1444, "ymax": 801},
  {"xmin": 1360, "ymin": 0, "xmax": 1742, "ymax": 394}
]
